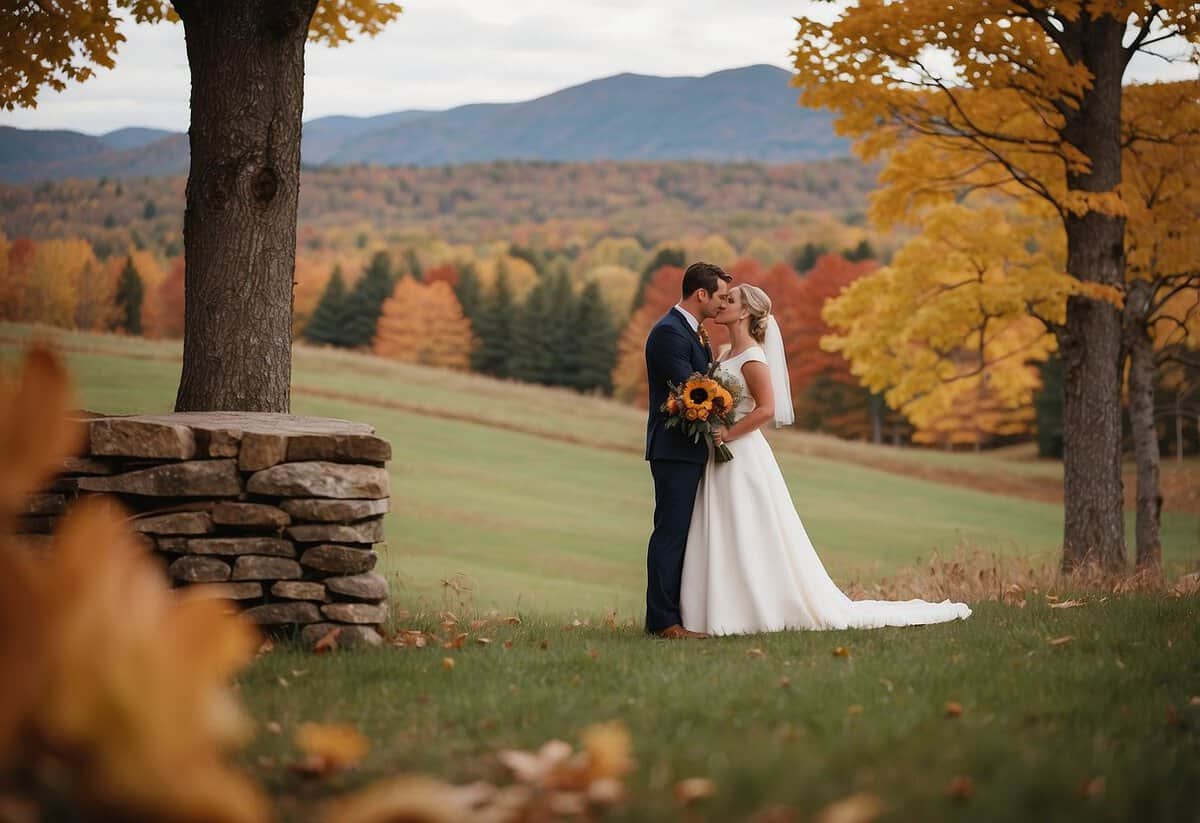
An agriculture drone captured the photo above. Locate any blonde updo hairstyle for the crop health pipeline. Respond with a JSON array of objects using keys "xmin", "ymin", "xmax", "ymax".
[{"xmin": 737, "ymin": 284, "xmax": 772, "ymax": 343}]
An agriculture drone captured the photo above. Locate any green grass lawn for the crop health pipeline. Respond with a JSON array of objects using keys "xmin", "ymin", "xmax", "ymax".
[
  {"xmin": 2, "ymin": 326, "xmax": 1198, "ymax": 821},
  {"xmin": 2, "ymin": 325, "xmax": 1197, "ymax": 615},
  {"xmin": 240, "ymin": 596, "xmax": 1200, "ymax": 822}
]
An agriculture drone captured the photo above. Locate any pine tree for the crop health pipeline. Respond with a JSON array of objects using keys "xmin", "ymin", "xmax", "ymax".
[
  {"xmin": 343, "ymin": 251, "xmax": 395, "ymax": 348},
  {"xmin": 844, "ymin": 239, "xmax": 876, "ymax": 262},
  {"xmin": 541, "ymin": 272, "xmax": 576, "ymax": 386},
  {"xmin": 403, "ymin": 247, "xmax": 423, "ymax": 281},
  {"xmin": 569, "ymin": 280, "xmax": 618, "ymax": 394},
  {"xmin": 631, "ymin": 246, "xmax": 686, "ymax": 312},
  {"xmin": 454, "ymin": 262, "xmax": 483, "ymax": 325},
  {"xmin": 113, "ymin": 256, "xmax": 143, "ymax": 335},
  {"xmin": 509, "ymin": 277, "xmax": 553, "ymax": 384},
  {"xmin": 471, "ymin": 265, "xmax": 515, "ymax": 377},
  {"xmin": 303, "ymin": 266, "xmax": 353, "ymax": 346},
  {"xmin": 793, "ymin": 242, "xmax": 826, "ymax": 274}
]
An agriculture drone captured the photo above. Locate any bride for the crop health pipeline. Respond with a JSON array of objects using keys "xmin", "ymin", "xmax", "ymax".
[{"xmin": 680, "ymin": 284, "xmax": 971, "ymax": 636}]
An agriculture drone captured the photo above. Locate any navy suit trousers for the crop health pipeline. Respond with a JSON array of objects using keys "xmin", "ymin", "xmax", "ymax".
[{"xmin": 645, "ymin": 459, "xmax": 705, "ymax": 632}]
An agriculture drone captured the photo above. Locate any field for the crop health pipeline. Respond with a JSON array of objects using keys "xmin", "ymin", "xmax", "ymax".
[
  {"xmin": 3, "ymin": 325, "xmax": 1198, "ymax": 822},
  {"xmin": 2, "ymin": 324, "xmax": 1197, "ymax": 617}
]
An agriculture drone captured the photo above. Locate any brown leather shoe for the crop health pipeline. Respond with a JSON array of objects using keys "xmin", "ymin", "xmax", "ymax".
[{"xmin": 656, "ymin": 624, "xmax": 710, "ymax": 640}]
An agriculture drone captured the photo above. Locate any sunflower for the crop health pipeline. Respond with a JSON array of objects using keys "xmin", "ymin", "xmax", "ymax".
[{"xmin": 681, "ymin": 377, "xmax": 720, "ymax": 412}]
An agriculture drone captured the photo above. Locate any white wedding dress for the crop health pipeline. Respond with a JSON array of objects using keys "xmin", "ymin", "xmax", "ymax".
[{"xmin": 680, "ymin": 345, "xmax": 972, "ymax": 636}]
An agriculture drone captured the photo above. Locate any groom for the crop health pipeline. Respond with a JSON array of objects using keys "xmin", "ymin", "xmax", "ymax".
[{"xmin": 643, "ymin": 261, "xmax": 731, "ymax": 639}]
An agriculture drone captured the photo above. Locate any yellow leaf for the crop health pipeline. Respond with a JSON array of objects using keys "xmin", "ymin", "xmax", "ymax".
[
  {"xmin": 945, "ymin": 701, "xmax": 964, "ymax": 718},
  {"xmin": 295, "ymin": 722, "xmax": 369, "ymax": 772},
  {"xmin": 832, "ymin": 646, "xmax": 851, "ymax": 658},
  {"xmin": 442, "ymin": 657, "xmax": 455, "ymax": 670}
]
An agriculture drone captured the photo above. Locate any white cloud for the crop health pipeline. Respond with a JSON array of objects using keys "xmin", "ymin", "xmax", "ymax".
[{"xmin": 1, "ymin": 1, "xmax": 1194, "ymax": 135}]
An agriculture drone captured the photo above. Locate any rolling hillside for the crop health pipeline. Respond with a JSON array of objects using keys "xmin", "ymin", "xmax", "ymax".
[{"xmin": 1, "ymin": 325, "xmax": 1195, "ymax": 616}]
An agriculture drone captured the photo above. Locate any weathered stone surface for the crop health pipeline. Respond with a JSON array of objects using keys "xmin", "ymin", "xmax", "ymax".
[
  {"xmin": 89, "ymin": 418, "xmax": 196, "ymax": 460},
  {"xmin": 186, "ymin": 537, "xmax": 294, "ymax": 557},
  {"xmin": 321, "ymin": 602, "xmax": 388, "ymax": 624},
  {"xmin": 49, "ymin": 476, "xmax": 79, "ymax": 494},
  {"xmin": 62, "ymin": 456, "xmax": 115, "ymax": 475},
  {"xmin": 287, "ymin": 518, "xmax": 384, "ymax": 545},
  {"xmin": 280, "ymin": 498, "xmax": 389, "ymax": 522},
  {"xmin": 238, "ymin": 431, "xmax": 289, "ymax": 472},
  {"xmin": 120, "ymin": 412, "xmax": 374, "ymax": 438},
  {"xmin": 169, "ymin": 556, "xmax": 231, "ymax": 583},
  {"xmin": 286, "ymin": 433, "xmax": 391, "ymax": 464},
  {"xmin": 131, "ymin": 511, "xmax": 213, "ymax": 536},
  {"xmin": 203, "ymin": 429, "xmax": 242, "ymax": 458},
  {"xmin": 155, "ymin": 537, "xmax": 188, "ymax": 553},
  {"xmin": 300, "ymin": 622, "xmax": 384, "ymax": 649},
  {"xmin": 78, "ymin": 460, "xmax": 241, "ymax": 497},
  {"xmin": 246, "ymin": 462, "xmax": 389, "ymax": 499},
  {"xmin": 324, "ymin": 572, "xmax": 388, "ymax": 602},
  {"xmin": 23, "ymin": 493, "xmax": 66, "ymax": 516},
  {"xmin": 299, "ymin": 544, "xmax": 378, "ymax": 575},
  {"xmin": 211, "ymin": 502, "xmax": 291, "ymax": 530},
  {"xmin": 271, "ymin": 581, "xmax": 327, "ymax": 601},
  {"xmin": 243, "ymin": 602, "xmax": 321, "ymax": 625},
  {"xmin": 231, "ymin": 555, "xmax": 302, "ymax": 580},
  {"xmin": 187, "ymin": 582, "xmax": 263, "ymax": 601}
]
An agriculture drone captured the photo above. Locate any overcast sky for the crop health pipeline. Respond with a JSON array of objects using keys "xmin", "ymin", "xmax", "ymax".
[{"xmin": 2, "ymin": 0, "xmax": 1195, "ymax": 135}]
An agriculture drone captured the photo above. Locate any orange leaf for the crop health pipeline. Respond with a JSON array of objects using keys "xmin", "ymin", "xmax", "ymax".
[
  {"xmin": 442, "ymin": 657, "xmax": 455, "ymax": 671},
  {"xmin": 813, "ymin": 792, "xmax": 883, "ymax": 823},
  {"xmin": 673, "ymin": 778, "xmax": 715, "ymax": 805},
  {"xmin": 945, "ymin": 701, "xmax": 964, "ymax": 718},
  {"xmin": 945, "ymin": 776, "xmax": 975, "ymax": 801},
  {"xmin": 294, "ymin": 723, "xmax": 369, "ymax": 773}
]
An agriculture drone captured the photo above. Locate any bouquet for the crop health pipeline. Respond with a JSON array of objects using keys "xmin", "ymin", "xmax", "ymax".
[{"xmin": 661, "ymin": 366, "xmax": 741, "ymax": 462}]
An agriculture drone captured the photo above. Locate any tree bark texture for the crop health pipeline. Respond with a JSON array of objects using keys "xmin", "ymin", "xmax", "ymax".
[
  {"xmin": 173, "ymin": 0, "xmax": 318, "ymax": 412},
  {"xmin": 1124, "ymin": 278, "xmax": 1162, "ymax": 570},
  {"xmin": 1057, "ymin": 14, "xmax": 1128, "ymax": 573}
]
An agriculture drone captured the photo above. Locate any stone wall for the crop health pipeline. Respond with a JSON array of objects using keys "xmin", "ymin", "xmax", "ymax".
[{"xmin": 18, "ymin": 412, "xmax": 393, "ymax": 648}]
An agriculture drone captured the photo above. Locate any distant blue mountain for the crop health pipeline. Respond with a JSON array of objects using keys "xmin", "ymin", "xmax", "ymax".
[{"xmin": 0, "ymin": 65, "xmax": 848, "ymax": 183}]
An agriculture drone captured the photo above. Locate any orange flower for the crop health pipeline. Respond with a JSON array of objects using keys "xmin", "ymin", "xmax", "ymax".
[
  {"xmin": 666, "ymin": 395, "xmax": 679, "ymax": 415},
  {"xmin": 685, "ymin": 408, "xmax": 699, "ymax": 421},
  {"xmin": 697, "ymin": 408, "xmax": 710, "ymax": 421}
]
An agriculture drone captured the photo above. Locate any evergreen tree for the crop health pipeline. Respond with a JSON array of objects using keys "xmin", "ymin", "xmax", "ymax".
[
  {"xmin": 1034, "ymin": 354, "xmax": 1065, "ymax": 458},
  {"xmin": 631, "ymin": 246, "xmax": 686, "ymax": 312},
  {"xmin": 844, "ymin": 239, "xmax": 876, "ymax": 262},
  {"xmin": 113, "ymin": 256, "xmax": 143, "ymax": 335},
  {"xmin": 793, "ymin": 242, "xmax": 826, "ymax": 274},
  {"xmin": 453, "ymin": 263, "xmax": 484, "ymax": 326},
  {"xmin": 303, "ymin": 266, "xmax": 353, "ymax": 346},
  {"xmin": 569, "ymin": 281, "xmax": 619, "ymax": 394},
  {"xmin": 509, "ymin": 277, "xmax": 554, "ymax": 384},
  {"xmin": 541, "ymin": 272, "xmax": 577, "ymax": 385},
  {"xmin": 403, "ymin": 247, "xmax": 423, "ymax": 281},
  {"xmin": 343, "ymin": 251, "xmax": 395, "ymax": 348},
  {"xmin": 471, "ymin": 265, "xmax": 515, "ymax": 377}
]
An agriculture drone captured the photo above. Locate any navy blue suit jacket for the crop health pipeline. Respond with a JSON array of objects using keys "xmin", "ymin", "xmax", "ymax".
[{"xmin": 644, "ymin": 308, "xmax": 712, "ymax": 464}]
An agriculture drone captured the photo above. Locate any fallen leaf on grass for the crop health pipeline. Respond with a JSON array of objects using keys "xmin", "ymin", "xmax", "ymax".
[
  {"xmin": 504, "ymin": 615, "xmax": 522, "ymax": 625},
  {"xmin": 265, "ymin": 721, "xmax": 282, "ymax": 735},
  {"xmin": 813, "ymin": 792, "xmax": 883, "ymax": 823},
  {"xmin": 846, "ymin": 705, "xmax": 864, "ymax": 716},
  {"xmin": 673, "ymin": 777, "xmax": 715, "ymax": 805},
  {"xmin": 313, "ymin": 627, "xmax": 341, "ymax": 654},
  {"xmin": 945, "ymin": 701, "xmax": 964, "ymax": 718},
  {"xmin": 1048, "ymin": 636, "xmax": 1074, "ymax": 646},
  {"xmin": 832, "ymin": 646, "xmax": 851, "ymax": 658},
  {"xmin": 1049, "ymin": 599, "xmax": 1084, "ymax": 609},
  {"xmin": 581, "ymin": 720, "xmax": 635, "ymax": 780},
  {"xmin": 442, "ymin": 657, "xmax": 455, "ymax": 671},
  {"xmin": 747, "ymin": 647, "xmax": 766, "ymax": 659},
  {"xmin": 779, "ymin": 676, "xmax": 791, "ymax": 688},
  {"xmin": 293, "ymin": 723, "xmax": 369, "ymax": 777},
  {"xmin": 1079, "ymin": 776, "xmax": 1105, "ymax": 798},
  {"xmin": 443, "ymin": 633, "xmax": 468, "ymax": 650},
  {"xmin": 587, "ymin": 648, "xmax": 600, "ymax": 660},
  {"xmin": 1189, "ymin": 696, "xmax": 1200, "ymax": 707},
  {"xmin": 469, "ymin": 619, "xmax": 489, "ymax": 630},
  {"xmin": 256, "ymin": 638, "xmax": 275, "ymax": 657},
  {"xmin": 945, "ymin": 776, "xmax": 974, "ymax": 801},
  {"xmin": 475, "ymin": 637, "xmax": 492, "ymax": 646},
  {"xmin": 503, "ymin": 641, "xmax": 513, "ymax": 650}
]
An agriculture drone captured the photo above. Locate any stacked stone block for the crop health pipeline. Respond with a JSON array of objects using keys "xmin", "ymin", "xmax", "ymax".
[{"xmin": 17, "ymin": 412, "xmax": 393, "ymax": 647}]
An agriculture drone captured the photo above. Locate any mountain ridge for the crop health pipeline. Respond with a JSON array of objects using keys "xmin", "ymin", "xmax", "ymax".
[{"xmin": 0, "ymin": 64, "xmax": 848, "ymax": 183}]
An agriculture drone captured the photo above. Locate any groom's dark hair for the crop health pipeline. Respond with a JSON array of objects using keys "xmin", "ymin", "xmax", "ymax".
[{"xmin": 681, "ymin": 261, "xmax": 731, "ymax": 299}]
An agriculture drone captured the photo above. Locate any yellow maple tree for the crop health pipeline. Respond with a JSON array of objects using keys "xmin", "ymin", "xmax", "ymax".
[
  {"xmin": 373, "ymin": 278, "xmax": 475, "ymax": 370},
  {"xmin": 795, "ymin": 2, "xmax": 1200, "ymax": 572}
]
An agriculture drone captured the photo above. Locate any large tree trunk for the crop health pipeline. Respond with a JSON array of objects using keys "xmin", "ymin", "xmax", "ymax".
[
  {"xmin": 172, "ymin": 0, "xmax": 318, "ymax": 412},
  {"xmin": 1057, "ymin": 15, "xmax": 1128, "ymax": 573},
  {"xmin": 1124, "ymin": 279, "xmax": 1162, "ymax": 571}
]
